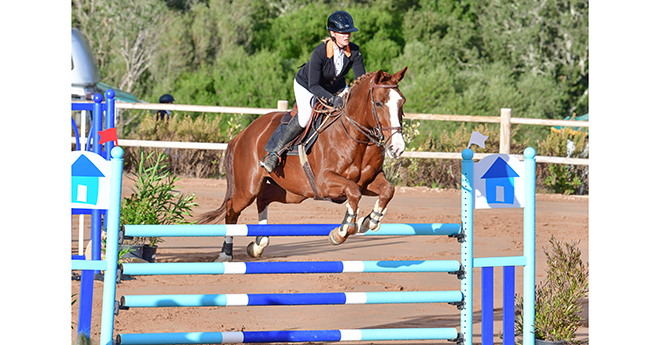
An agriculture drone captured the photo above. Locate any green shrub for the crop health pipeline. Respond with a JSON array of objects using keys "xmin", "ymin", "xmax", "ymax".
[
  {"xmin": 536, "ymin": 128, "xmax": 589, "ymax": 195},
  {"xmin": 122, "ymin": 113, "xmax": 242, "ymax": 178},
  {"xmin": 121, "ymin": 149, "xmax": 198, "ymax": 246},
  {"xmin": 515, "ymin": 237, "xmax": 589, "ymax": 344}
]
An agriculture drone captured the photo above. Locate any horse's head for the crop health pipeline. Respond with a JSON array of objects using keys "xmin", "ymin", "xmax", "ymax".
[{"xmin": 346, "ymin": 67, "xmax": 408, "ymax": 159}]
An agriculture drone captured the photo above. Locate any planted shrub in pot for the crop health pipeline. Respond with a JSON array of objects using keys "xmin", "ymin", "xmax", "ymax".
[
  {"xmin": 120, "ymin": 149, "xmax": 197, "ymax": 262},
  {"xmin": 515, "ymin": 236, "xmax": 589, "ymax": 345}
]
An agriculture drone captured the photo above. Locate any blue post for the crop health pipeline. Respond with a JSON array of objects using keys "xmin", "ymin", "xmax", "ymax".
[
  {"xmin": 100, "ymin": 147, "xmax": 124, "ymax": 345},
  {"xmin": 523, "ymin": 147, "xmax": 537, "ymax": 345},
  {"xmin": 460, "ymin": 149, "xmax": 474, "ymax": 344},
  {"xmin": 103, "ymin": 89, "xmax": 116, "ymax": 158},
  {"xmin": 481, "ymin": 267, "xmax": 494, "ymax": 345},
  {"xmin": 91, "ymin": 94, "xmax": 104, "ymax": 267},
  {"xmin": 76, "ymin": 265, "xmax": 93, "ymax": 341},
  {"xmin": 503, "ymin": 266, "xmax": 515, "ymax": 345}
]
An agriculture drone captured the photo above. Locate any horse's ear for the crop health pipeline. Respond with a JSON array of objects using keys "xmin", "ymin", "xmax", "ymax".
[
  {"xmin": 392, "ymin": 67, "xmax": 408, "ymax": 84},
  {"xmin": 373, "ymin": 70, "xmax": 385, "ymax": 84}
]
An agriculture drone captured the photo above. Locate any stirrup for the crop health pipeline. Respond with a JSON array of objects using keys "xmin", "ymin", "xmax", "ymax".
[{"xmin": 259, "ymin": 152, "xmax": 281, "ymax": 172}]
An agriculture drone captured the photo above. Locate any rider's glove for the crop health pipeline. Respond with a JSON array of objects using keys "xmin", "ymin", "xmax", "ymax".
[{"xmin": 330, "ymin": 95, "xmax": 344, "ymax": 108}]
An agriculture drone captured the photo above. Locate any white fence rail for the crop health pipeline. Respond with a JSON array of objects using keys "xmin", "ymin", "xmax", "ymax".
[{"xmin": 73, "ymin": 101, "xmax": 589, "ymax": 165}]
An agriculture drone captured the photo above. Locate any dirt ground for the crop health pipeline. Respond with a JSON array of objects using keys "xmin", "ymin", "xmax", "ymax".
[{"xmin": 71, "ymin": 176, "xmax": 589, "ymax": 344}]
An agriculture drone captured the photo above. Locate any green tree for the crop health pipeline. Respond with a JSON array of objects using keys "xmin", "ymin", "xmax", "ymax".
[{"xmin": 478, "ymin": 0, "xmax": 589, "ymax": 117}]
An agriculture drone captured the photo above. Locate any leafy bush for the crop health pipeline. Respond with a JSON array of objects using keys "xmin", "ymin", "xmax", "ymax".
[
  {"xmin": 121, "ymin": 149, "xmax": 198, "ymax": 246},
  {"xmin": 515, "ymin": 237, "xmax": 589, "ymax": 344},
  {"xmin": 536, "ymin": 128, "xmax": 589, "ymax": 195},
  {"xmin": 122, "ymin": 113, "xmax": 246, "ymax": 178}
]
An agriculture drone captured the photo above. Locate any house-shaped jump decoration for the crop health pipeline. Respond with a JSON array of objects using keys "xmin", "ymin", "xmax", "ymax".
[
  {"xmin": 481, "ymin": 157, "xmax": 519, "ymax": 205},
  {"xmin": 71, "ymin": 151, "xmax": 111, "ymax": 210},
  {"xmin": 473, "ymin": 154, "xmax": 525, "ymax": 209}
]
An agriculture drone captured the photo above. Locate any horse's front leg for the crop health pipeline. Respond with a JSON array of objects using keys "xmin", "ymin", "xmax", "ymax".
[
  {"xmin": 246, "ymin": 204, "xmax": 270, "ymax": 258},
  {"xmin": 357, "ymin": 171, "xmax": 395, "ymax": 234},
  {"xmin": 325, "ymin": 176, "xmax": 362, "ymax": 245}
]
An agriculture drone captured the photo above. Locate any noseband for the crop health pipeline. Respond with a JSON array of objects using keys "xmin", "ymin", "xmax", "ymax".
[{"xmin": 340, "ymin": 77, "xmax": 402, "ymax": 148}]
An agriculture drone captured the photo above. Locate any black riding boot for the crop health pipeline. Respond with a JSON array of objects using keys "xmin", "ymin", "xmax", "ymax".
[{"xmin": 260, "ymin": 115, "xmax": 305, "ymax": 173}]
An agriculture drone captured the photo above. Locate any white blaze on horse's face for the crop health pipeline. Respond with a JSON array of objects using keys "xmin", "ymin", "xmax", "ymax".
[{"xmin": 385, "ymin": 89, "xmax": 406, "ymax": 159}]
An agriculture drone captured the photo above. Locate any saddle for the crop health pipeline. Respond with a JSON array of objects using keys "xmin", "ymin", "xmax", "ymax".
[
  {"xmin": 264, "ymin": 102, "xmax": 345, "ymax": 203},
  {"xmin": 264, "ymin": 102, "xmax": 325, "ymax": 156}
]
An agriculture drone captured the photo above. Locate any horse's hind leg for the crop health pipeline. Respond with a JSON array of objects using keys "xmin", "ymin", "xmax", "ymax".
[
  {"xmin": 247, "ymin": 180, "xmax": 307, "ymax": 258},
  {"xmin": 215, "ymin": 180, "xmax": 263, "ymax": 262}
]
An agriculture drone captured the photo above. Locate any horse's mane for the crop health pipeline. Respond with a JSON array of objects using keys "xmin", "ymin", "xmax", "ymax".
[{"xmin": 349, "ymin": 71, "xmax": 379, "ymax": 89}]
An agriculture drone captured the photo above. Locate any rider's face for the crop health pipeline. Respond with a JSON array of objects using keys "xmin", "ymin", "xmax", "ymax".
[{"xmin": 331, "ymin": 31, "xmax": 351, "ymax": 48}]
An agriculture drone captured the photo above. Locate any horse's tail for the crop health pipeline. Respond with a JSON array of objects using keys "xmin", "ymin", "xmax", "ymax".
[{"xmin": 197, "ymin": 139, "xmax": 237, "ymax": 224}]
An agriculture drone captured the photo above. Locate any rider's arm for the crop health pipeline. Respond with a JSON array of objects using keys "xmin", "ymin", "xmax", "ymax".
[
  {"xmin": 307, "ymin": 45, "xmax": 336, "ymax": 102},
  {"xmin": 350, "ymin": 43, "xmax": 366, "ymax": 80}
]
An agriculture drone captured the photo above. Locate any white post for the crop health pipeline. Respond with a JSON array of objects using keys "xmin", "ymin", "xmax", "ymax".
[
  {"xmin": 277, "ymin": 100, "xmax": 289, "ymax": 111},
  {"xmin": 500, "ymin": 108, "xmax": 512, "ymax": 154}
]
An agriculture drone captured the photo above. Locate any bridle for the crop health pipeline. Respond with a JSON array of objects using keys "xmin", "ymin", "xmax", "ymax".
[{"xmin": 338, "ymin": 77, "xmax": 403, "ymax": 148}]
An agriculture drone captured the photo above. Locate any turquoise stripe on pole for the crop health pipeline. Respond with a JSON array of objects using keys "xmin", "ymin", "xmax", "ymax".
[
  {"xmin": 122, "ymin": 222, "xmax": 461, "ymax": 237},
  {"xmin": 523, "ymin": 147, "xmax": 537, "ymax": 345},
  {"xmin": 460, "ymin": 149, "xmax": 474, "ymax": 345},
  {"xmin": 358, "ymin": 328, "xmax": 458, "ymax": 341},
  {"xmin": 100, "ymin": 147, "xmax": 124, "ymax": 345}
]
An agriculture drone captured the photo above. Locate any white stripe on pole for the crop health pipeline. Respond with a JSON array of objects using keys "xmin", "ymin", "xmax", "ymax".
[
  {"xmin": 340, "ymin": 329, "xmax": 362, "ymax": 341},
  {"xmin": 221, "ymin": 332, "xmax": 244, "ymax": 343},
  {"xmin": 225, "ymin": 294, "xmax": 249, "ymax": 306},
  {"xmin": 341, "ymin": 261, "xmax": 364, "ymax": 273},
  {"xmin": 225, "ymin": 224, "xmax": 249, "ymax": 236},
  {"xmin": 344, "ymin": 292, "xmax": 368, "ymax": 304},
  {"xmin": 223, "ymin": 262, "xmax": 247, "ymax": 274}
]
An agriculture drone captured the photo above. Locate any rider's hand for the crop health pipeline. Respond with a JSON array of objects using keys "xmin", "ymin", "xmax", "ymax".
[{"xmin": 330, "ymin": 95, "xmax": 344, "ymax": 108}]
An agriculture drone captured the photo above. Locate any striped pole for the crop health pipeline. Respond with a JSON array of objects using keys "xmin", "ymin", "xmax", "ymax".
[
  {"xmin": 121, "ymin": 260, "xmax": 461, "ymax": 276},
  {"xmin": 460, "ymin": 149, "xmax": 475, "ymax": 344},
  {"xmin": 117, "ymin": 328, "xmax": 459, "ymax": 345},
  {"xmin": 120, "ymin": 291, "xmax": 464, "ymax": 308},
  {"xmin": 122, "ymin": 222, "xmax": 462, "ymax": 238}
]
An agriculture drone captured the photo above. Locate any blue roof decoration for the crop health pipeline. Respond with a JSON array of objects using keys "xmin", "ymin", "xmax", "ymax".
[
  {"xmin": 480, "ymin": 157, "xmax": 519, "ymax": 179},
  {"xmin": 72, "ymin": 155, "xmax": 105, "ymax": 177}
]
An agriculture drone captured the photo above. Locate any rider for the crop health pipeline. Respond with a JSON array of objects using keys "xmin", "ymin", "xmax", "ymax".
[{"xmin": 260, "ymin": 10, "xmax": 366, "ymax": 173}]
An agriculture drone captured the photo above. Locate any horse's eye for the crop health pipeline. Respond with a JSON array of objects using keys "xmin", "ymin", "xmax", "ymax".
[{"xmin": 375, "ymin": 101, "xmax": 383, "ymax": 107}]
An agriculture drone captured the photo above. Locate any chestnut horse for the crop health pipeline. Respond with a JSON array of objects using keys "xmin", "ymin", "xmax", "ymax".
[{"xmin": 199, "ymin": 67, "xmax": 408, "ymax": 262}]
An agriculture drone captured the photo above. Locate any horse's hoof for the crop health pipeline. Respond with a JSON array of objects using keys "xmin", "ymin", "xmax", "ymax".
[
  {"xmin": 214, "ymin": 253, "xmax": 233, "ymax": 262},
  {"xmin": 357, "ymin": 216, "xmax": 380, "ymax": 234},
  {"xmin": 247, "ymin": 242, "xmax": 263, "ymax": 258},
  {"xmin": 328, "ymin": 228, "xmax": 348, "ymax": 245},
  {"xmin": 356, "ymin": 217, "xmax": 369, "ymax": 234}
]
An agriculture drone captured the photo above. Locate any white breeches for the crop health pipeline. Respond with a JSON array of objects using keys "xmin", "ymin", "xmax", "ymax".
[{"xmin": 293, "ymin": 80, "xmax": 315, "ymax": 127}]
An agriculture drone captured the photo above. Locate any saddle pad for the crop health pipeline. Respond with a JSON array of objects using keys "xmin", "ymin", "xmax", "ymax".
[{"xmin": 264, "ymin": 111, "xmax": 323, "ymax": 156}]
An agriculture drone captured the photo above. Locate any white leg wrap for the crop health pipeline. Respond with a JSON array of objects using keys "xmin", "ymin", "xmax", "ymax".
[{"xmin": 258, "ymin": 207, "xmax": 268, "ymax": 225}]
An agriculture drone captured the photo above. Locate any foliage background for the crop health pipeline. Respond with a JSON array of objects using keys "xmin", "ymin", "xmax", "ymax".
[{"xmin": 72, "ymin": 0, "xmax": 589, "ymax": 194}]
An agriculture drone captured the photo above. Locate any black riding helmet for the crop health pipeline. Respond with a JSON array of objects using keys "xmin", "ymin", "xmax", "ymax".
[
  {"xmin": 327, "ymin": 11, "xmax": 358, "ymax": 33},
  {"xmin": 159, "ymin": 94, "xmax": 175, "ymax": 103}
]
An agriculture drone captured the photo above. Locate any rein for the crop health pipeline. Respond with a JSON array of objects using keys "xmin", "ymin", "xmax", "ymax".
[{"xmin": 340, "ymin": 78, "xmax": 401, "ymax": 147}]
